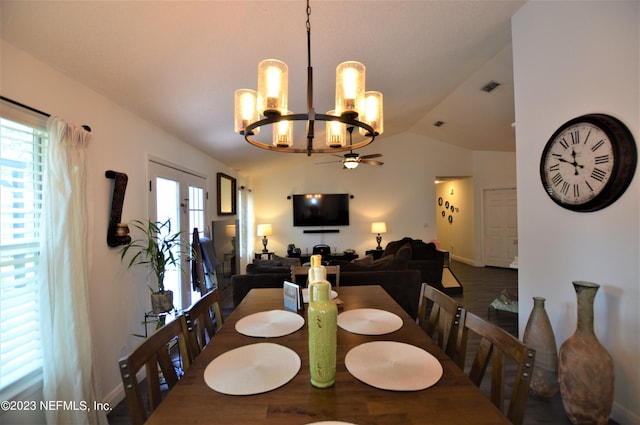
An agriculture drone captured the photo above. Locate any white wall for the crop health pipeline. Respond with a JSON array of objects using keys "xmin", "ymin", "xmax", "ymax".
[
  {"xmin": 512, "ymin": 2, "xmax": 639, "ymax": 423},
  {"xmin": 249, "ymin": 131, "xmax": 516, "ymax": 266},
  {"xmin": 1, "ymin": 40, "xmax": 241, "ymax": 410}
]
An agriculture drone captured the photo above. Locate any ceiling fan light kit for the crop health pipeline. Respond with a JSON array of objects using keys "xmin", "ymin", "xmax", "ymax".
[{"xmin": 234, "ymin": 0, "xmax": 383, "ymax": 156}]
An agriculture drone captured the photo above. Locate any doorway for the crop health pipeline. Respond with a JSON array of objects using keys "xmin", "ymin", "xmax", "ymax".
[
  {"xmin": 148, "ymin": 160, "xmax": 207, "ymax": 310},
  {"xmin": 482, "ymin": 187, "xmax": 518, "ymax": 268}
]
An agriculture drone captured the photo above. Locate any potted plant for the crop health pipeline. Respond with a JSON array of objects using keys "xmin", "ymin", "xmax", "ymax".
[{"xmin": 120, "ymin": 218, "xmax": 190, "ymax": 314}]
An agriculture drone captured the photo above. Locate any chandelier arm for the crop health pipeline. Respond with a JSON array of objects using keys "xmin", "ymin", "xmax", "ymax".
[{"xmin": 244, "ymin": 113, "xmax": 376, "ymax": 154}]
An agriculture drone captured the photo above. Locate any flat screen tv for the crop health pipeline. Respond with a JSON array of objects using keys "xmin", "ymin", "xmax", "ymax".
[{"xmin": 292, "ymin": 194, "xmax": 350, "ymax": 227}]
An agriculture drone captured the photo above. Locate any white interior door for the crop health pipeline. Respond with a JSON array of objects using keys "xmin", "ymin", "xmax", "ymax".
[
  {"xmin": 148, "ymin": 161, "xmax": 206, "ymax": 310},
  {"xmin": 483, "ymin": 187, "xmax": 518, "ymax": 268}
]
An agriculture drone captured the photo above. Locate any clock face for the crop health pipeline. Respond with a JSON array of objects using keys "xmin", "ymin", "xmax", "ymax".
[
  {"xmin": 542, "ymin": 122, "xmax": 613, "ymax": 205},
  {"xmin": 540, "ymin": 114, "xmax": 637, "ymax": 212}
]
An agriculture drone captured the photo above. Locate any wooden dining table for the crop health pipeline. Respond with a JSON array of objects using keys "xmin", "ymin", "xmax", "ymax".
[{"xmin": 146, "ymin": 285, "xmax": 510, "ymax": 425}]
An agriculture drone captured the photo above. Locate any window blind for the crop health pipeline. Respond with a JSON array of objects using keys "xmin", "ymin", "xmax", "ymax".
[{"xmin": 0, "ymin": 111, "xmax": 47, "ymax": 394}]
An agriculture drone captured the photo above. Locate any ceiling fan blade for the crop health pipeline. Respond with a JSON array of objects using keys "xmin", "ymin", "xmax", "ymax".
[
  {"xmin": 361, "ymin": 159, "xmax": 384, "ymax": 166},
  {"xmin": 360, "ymin": 153, "xmax": 383, "ymax": 160},
  {"xmin": 315, "ymin": 160, "xmax": 343, "ymax": 164}
]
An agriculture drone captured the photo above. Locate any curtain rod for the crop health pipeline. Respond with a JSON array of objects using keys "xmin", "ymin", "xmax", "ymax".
[{"xmin": 1, "ymin": 95, "xmax": 92, "ymax": 132}]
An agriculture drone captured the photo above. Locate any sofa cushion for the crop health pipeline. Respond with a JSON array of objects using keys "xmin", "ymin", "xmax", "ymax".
[
  {"xmin": 252, "ymin": 259, "xmax": 282, "ymax": 266},
  {"xmin": 337, "ymin": 253, "xmax": 408, "ymax": 272},
  {"xmin": 246, "ymin": 263, "xmax": 290, "ymax": 274},
  {"xmin": 382, "ymin": 238, "xmax": 437, "ymax": 261},
  {"xmin": 395, "ymin": 243, "xmax": 413, "ymax": 261},
  {"xmin": 271, "ymin": 254, "xmax": 301, "ymax": 267},
  {"xmin": 351, "ymin": 254, "xmax": 374, "ymax": 266}
]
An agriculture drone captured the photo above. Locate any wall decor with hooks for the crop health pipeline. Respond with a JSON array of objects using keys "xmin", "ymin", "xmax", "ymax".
[{"xmin": 105, "ymin": 170, "xmax": 131, "ymax": 247}]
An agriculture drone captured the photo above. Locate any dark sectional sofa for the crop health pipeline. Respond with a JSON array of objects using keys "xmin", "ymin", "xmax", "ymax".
[
  {"xmin": 231, "ymin": 269, "xmax": 422, "ymax": 319},
  {"xmin": 230, "ymin": 237, "xmax": 454, "ymax": 320}
]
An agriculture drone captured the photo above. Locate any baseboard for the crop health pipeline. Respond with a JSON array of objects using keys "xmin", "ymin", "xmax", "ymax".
[
  {"xmin": 450, "ymin": 254, "xmax": 482, "ymax": 267},
  {"xmin": 103, "ymin": 382, "xmax": 125, "ymax": 408},
  {"xmin": 612, "ymin": 401, "xmax": 640, "ymax": 425}
]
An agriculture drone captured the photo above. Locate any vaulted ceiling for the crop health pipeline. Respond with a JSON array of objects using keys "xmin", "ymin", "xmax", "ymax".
[{"xmin": 1, "ymin": 1, "xmax": 525, "ymax": 174}]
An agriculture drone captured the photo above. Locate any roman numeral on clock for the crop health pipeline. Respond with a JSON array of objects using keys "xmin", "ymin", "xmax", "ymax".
[
  {"xmin": 573, "ymin": 184, "xmax": 580, "ymax": 198},
  {"xmin": 591, "ymin": 139, "xmax": 605, "ymax": 152},
  {"xmin": 591, "ymin": 168, "xmax": 607, "ymax": 182},
  {"xmin": 551, "ymin": 173, "xmax": 563, "ymax": 186},
  {"xmin": 559, "ymin": 138, "xmax": 569, "ymax": 150},
  {"xmin": 594, "ymin": 155, "xmax": 610, "ymax": 164},
  {"xmin": 570, "ymin": 130, "xmax": 580, "ymax": 144}
]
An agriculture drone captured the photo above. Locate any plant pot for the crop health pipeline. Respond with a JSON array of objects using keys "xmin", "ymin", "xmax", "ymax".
[{"xmin": 151, "ymin": 290, "xmax": 174, "ymax": 315}]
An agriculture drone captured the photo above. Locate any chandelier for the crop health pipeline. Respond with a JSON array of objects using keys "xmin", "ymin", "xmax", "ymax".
[{"xmin": 234, "ymin": 0, "xmax": 383, "ymax": 156}]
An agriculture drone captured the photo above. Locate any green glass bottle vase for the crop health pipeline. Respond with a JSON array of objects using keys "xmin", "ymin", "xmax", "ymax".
[{"xmin": 307, "ymin": 280, "xmax": 337, "ymax": 388}]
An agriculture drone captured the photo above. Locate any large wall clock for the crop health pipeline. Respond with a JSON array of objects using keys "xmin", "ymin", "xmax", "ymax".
[{"xmin": 540, "ymin": 113, "xmax": 637, "ymax": 212}]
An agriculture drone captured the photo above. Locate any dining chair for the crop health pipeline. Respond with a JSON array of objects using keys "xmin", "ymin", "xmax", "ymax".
[
  {"xmin": 456, "ymin": 309, "xmax": 536, "ymax": 425},
  {"xmin": 416, "ymin": 282, "xmax": 463, "ymax": 365},
  {"xmin": 184, "ymin": 288, "xmax": 224, "ymax": 361},
  {"xmin": 290, "ymin": 264, "xmax": 341, "ymax": 288},
  {"xmin": 118, "ymin": 315, "xmax": 191, "ymax": 425}
]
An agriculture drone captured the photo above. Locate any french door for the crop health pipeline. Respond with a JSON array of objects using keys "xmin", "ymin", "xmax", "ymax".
[{"xmin": 148, "ymin": 160, "xmax": 206, "ymax": 310}]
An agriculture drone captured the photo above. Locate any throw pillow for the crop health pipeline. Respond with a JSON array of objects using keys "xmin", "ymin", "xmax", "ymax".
[
  {"xmin": 271, "ymin": 254, "xmax": 301, "ymax": 267},
  {"xmin": 252, "ymin": 259, "xmax": 281, "ymax": 266},
  {"xmin": 395, "ymin": 243, "xmax": 413, "ymax": 262},
  {"xmin": 410, "ymin": 240, "xmax": 436, "ymax": 260},
  {"xmin": 351, "ymin": 254, "xmax": 374, "ymax": 265},
  {"xmin": 246, "ymin": 263, "xmax": 290, "ymax": 274}
]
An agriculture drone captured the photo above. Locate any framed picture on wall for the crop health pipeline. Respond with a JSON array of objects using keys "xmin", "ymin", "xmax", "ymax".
[{"xmin": 217, "ymin": 173, "xmax": 236, "ymax": 216}]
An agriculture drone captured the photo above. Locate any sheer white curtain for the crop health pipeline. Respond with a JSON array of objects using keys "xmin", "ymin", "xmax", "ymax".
[
  {"xmin": 39, "ymin": 117, "xmax": 106, "ymax": 425},
  {"xmin": 237, "ymin": 186, "xmax": 254, "ymax": 272}
]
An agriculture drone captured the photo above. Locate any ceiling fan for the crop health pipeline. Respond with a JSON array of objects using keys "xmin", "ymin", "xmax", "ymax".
[{"xmin": 316, "ymin": 127, "xmax": 384, "ymax": 169}]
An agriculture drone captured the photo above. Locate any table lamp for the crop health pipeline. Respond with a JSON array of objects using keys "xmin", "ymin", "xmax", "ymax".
[
  {"xmin": 257, "ymin": 224, "xmax": 273, "ymax": 253},
  {"xmin": 371, "ymin": 222, "xmax": 387, "ymax": 251}
]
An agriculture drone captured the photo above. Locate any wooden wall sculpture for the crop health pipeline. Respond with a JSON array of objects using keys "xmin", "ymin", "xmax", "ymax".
[{"xmin": 106, "ymin": 170, "xmax": 131, "ymax": 247}]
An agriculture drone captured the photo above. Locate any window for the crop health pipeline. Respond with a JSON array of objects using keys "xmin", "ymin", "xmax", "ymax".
[{"xmin": 0, "ymin": 103, "xmax": 48, "ymax": 397}]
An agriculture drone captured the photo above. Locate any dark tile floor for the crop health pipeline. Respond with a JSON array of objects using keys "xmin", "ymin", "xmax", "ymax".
[{"xmin": 107, "ymin": 262, "xmax": 612, "ymax": 425}]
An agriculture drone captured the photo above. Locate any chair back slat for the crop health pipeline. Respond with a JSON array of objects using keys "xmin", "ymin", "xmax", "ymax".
[
  {"xmin": 416, "ymin": 283, "xmax": 463, "ymax": 365},
  {"xmin": 119, "ymin": 315, "xmax": 191, "ymax": 425},
  {"xmin": 184, "ymin": 288, "xmax": 224, "ymax": 361},
  {"xmin": 457, "ymin": 309, "xmax": 536, "ymax": 425}
]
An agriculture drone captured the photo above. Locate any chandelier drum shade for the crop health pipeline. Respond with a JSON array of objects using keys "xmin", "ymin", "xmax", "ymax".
[{"xmin": 234, "ymin": 0, "xmax": 383, "ymax": 156}]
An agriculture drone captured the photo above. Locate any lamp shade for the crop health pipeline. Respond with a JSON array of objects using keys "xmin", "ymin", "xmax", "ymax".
[
  {"xmin": 336, "ymin": 61, "xmax": 365, "ymax": 117},
  {"xmin": 234, "ymin": 89, "xmax": 260, "ymax": 135},
  {"xmin": 225, "ymin": 224, "xmax": 236, "ymax": 237},
  {"xmin": 359, "ymin": 91, "xmax": 383, "ymax": 136},
  {"xmin": 273, "ymin": 111, "xmax": 293, "ymax": 148},
  {"xmin": 257, "ymin": 59, "xmax": 288, "ymax": 116},
  {"xmin": 257, "ymin": 224, "xmax": 273, "ymax": 237},
  {"xmin": 371, "ymin": 222, "xmax": 387, "ymax": 234},
  {"xmin": 325, "ymin": 110, "xmax": 346, "ymax": 148}
]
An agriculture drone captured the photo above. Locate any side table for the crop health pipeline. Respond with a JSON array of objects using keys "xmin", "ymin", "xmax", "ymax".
[
  {"xmin": 365, "ymin": 249, "xmax": 384, "ymax": 260},
  {"xmin": 255, "ymin": 252, "xmax": 275, "ymax": 260}
]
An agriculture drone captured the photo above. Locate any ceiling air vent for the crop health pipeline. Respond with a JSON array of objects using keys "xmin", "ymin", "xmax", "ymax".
[{"xmin": 481, "ymin": 80, "xmax": 500, "ymax": 93}]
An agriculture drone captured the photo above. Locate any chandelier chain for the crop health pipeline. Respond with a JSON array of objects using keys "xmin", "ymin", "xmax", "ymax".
[{"xmin": 306, "ymin": 0, "xmax": 312, "ymax": 69}]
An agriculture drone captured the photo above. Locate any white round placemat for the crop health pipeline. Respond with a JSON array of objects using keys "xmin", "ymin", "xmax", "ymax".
[
  {"xmin": 301, "ymin": 288, "xmax": 338, "ymax": 304},
  {"xmin": 345, "ymin": 341, "xmax": 443, "ymax": 391},
  {"xmin": 235, "ymin": 309, "xmax": 305, "ymax": 337},
  {"xmin": 337, "ymin": 308, "xmax": 403, "ymax": 335},
  {"xmin": 204, "ymin": 342, "xmax": 301, "ymax": 395}
]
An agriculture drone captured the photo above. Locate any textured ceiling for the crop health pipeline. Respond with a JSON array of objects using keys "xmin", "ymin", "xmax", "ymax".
[{"xmin": 1, "ymin": 0, "xmax": 525, "ymax": 174}]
